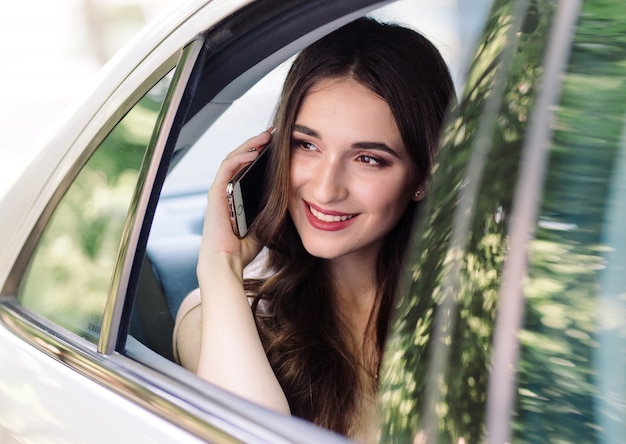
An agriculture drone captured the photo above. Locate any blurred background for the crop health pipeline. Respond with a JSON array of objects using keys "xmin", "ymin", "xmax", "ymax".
[{"xmin": 0, "ymin": 0, "xmax": 171, "ymax": 198}]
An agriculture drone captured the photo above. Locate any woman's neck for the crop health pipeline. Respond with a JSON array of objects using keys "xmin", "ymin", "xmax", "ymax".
[
  {"xmin": 328, "ymin": 256, "xmax": 381, "ymax": 444},
  {"xmin": 328, "ymin": 253, "xmax": 378, "ymax": 326},
  {"xmin": 320, "ymin": 252, "xmax": 384, "ymax": 440},
  {"xmin": 326, "ymin": 252, "xmax": 380, "ymax": 372}
]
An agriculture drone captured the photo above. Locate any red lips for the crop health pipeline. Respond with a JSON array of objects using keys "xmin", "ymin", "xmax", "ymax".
[{"xmin": 303, "ymin": 200, "xmax": 359, "ymax": 231}]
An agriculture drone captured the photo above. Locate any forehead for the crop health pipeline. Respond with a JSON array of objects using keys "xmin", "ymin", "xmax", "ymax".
[
  {"xmin": 303, "ymin": 76, "xmax": 384, "ymax": 106},
  {"xmin": 296, "ymin": 77, "xmax": 403, "ymax": 146}
]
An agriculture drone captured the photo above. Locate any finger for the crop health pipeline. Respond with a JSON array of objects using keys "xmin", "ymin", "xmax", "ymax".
[
  {"xmin": 226, "ymin": 131, "xmax": 272, "ymax": 159},
  {"xmin": 216, "ymin": 131, "xmax": 272, "ymax": 185}
]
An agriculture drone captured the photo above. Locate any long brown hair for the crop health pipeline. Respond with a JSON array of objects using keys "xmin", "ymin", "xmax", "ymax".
[{"xmin": 249, "ymin": 17, "xmax": 454, "ymax": 435}]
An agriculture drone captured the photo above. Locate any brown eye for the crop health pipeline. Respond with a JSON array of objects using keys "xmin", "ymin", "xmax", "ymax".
[
  {"xmin": 356, "ymin": 154, "xmax": 386, "ymax": 167},
  {"xmin": 292, "ymin": 139, "xmax": 318, "ymax": 152}
]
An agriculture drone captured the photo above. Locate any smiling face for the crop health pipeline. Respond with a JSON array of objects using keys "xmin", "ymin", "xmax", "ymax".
[{"xmin": 288, "ymin": 77, "xmax": 423, "ymax": 264}]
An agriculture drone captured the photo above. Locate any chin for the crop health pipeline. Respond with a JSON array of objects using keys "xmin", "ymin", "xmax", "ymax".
[{"xmin": 300, "ymin": 240, "xmax": 344, "ymax": 260}]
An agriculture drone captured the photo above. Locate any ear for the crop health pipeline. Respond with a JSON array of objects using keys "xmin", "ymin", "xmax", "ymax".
[
  {"xmin": 411, "ymin": 186, "xmax": 426, "ymax": 202},
  {"xmin": 411, "ymin": 182, "xmax": 428, "ymax": 202}
]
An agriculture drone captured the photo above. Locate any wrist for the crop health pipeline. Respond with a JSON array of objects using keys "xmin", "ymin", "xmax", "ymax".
[{"xmin": 197, "ymin": 251, "xmax": 245, "ymax": 285}]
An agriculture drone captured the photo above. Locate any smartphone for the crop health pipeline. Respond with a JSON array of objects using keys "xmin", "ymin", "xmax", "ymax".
[{"xmin": 226, "ymin": 145, "xmax": 270, "ymax": 238}]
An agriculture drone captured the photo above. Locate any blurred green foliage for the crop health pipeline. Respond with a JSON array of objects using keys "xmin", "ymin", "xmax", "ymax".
[
  {"xmin": 379, "ymin": 0, "xmax": 626, "ymax": 441},
  {"xmin": 514, "ymin": 0, "xmax": 626, "ymax": 441},
  {"xmin": 379, "ymin": 0, "xmax": 555, "ymax": 441},
  {"xmin": 17, "ymin": 77, "xmax": 169, "ymax": 343}
]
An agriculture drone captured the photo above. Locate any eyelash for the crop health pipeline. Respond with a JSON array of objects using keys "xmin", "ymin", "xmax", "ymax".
[
  {"xmin": 291, "ymin": 139, "xmax": 388, "ymax": 168},
  {"xmin": 356, "ymin": 154, "xmax": 387, "ymax": 167},
  {"xmin": 292, "ymin": 139, "xmax": 317, "ymax": 152}
]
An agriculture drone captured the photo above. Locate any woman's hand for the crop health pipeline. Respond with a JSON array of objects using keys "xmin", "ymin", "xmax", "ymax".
[{"xmin": 198, "ymin": 130, "xmax": 272, "ymax": 279}]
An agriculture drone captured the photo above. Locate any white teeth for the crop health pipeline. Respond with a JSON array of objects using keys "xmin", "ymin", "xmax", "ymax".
[{"xmin": 309, "ymin": 205, "xmax": 354, "ymax": 222}]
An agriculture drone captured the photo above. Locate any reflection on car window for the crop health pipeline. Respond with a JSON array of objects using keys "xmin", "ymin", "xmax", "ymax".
[
  {"xmin": 516, "ymin": 1, "xmax": 626, "ymax": 442},
  {"xmin": 16, "ymin": 72, "xmax": 173, "ymax": 343},
  {"xmin": 379, "ymin": 0, "xmax": 558, "ymax": 441}
]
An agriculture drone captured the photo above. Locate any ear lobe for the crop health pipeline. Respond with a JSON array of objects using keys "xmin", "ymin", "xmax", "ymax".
[{"xmin": 412, "ymin": 188, "xmax": 426, "ymax": 202}]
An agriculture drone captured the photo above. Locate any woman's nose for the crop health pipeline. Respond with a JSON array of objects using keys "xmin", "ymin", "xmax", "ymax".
[{"xmin": 311, "ymin": 158, "xmax": 348, "ymax": 204}]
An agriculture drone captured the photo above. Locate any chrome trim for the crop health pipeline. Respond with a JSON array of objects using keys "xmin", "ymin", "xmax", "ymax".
[
  {"xmin": 1, "ymin": 2, "xmax": 391, "ymax": 442},
  {"xmin": 485, "ymin": 1, "xmax": 582, "ymax": 442},
  {"xmin": 0, "ymin": 300, "xmax": 347, "ymax": 443},
  {"xmin": 0, "ymin": 301, "xmax": 245, "ymax": 443},
  {"xmin": 99, "ymin": 40, "xmax": 204, "ymax": 355}
]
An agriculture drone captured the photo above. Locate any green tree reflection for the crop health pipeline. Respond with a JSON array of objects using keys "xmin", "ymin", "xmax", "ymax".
[
  {"xmin": 379, "ymin": 0, "xmax": 556, "ymax": 441},
  {"xmin": 515, "ymin": 0, "xmax": 626, "ymax": 442},
  {"xmin": 18, "ymin": 78, "xmax": 169, "ymax": 343}
]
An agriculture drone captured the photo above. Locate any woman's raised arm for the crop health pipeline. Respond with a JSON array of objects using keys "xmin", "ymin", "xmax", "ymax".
[{"xmin": 174, "ymin": 130, "xmax": 290, "ymax": 414}]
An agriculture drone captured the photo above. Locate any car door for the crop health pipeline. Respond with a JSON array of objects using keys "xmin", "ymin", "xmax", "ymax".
[{"xmin": 0, "ymin": 39, "xmax": 203, "ymax": 444}]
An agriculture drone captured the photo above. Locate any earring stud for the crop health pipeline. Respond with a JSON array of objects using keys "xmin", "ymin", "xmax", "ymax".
[{"xmin": 414, "ymin": 190, "xmax": 421, "ymax": 197}]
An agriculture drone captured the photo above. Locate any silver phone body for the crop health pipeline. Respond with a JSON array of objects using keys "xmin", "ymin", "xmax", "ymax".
[
  {"xmin": 226, "ymin": 180, "xmax": 248, "ymax": 237},
  {"xmin": 226, "ymin": 146, "xmax": 269, "ymax": 238}
]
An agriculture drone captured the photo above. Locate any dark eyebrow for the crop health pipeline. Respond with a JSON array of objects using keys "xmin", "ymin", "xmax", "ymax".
[
  {"xmin": 352, "ymin": 141, "xmax": 401, "ymax": 159},
  {"xmin": 293, "ymin": 124, "xmax": 319, "ymax": 138},
  {"xmin": 293, "ymin": 123, "xmax": 401, "ymax": 159}
]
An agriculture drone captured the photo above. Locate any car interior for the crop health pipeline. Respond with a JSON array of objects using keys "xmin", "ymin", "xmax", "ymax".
[
  {"xmin": 125, "ymin": 0, "xmax": 486, "ymax": 366},
  {"xmin": 128, "ymin": 0, "xmax": 401, "ymax": 363},
  {"xmin": 121, "ymin": 13, "xmax": 494, "ymax": 434}
]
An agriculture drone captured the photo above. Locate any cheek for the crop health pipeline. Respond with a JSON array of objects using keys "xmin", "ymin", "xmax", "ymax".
[
  {"xmin": 368, "ymin": 189, "xmax": 414, "ymax": 234},
  {"xmin": 288, "ymin": 156, "xmax": 309, "ymax": 193},
  {"xmin": 365, "ymin": 175, "xmax": 413, "ymax": 213},
  {"xmin": 288, "ymin": 160, "xmax": 299, "ymax": 195},
  {"xmin": 288, "ymin": 165, "xmax": 301, "ymax": 207}
]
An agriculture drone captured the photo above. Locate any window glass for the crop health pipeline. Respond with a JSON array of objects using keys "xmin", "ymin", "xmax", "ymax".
[
  {"xmin": 379, "ymin": 0, "xmax": 557, "ymax": 441},
  {"xmin": 17, "ymin": 72, "xmax": 173, "ymax": 343},
  {"xmin": 515, "ymin": 1, "xmax": 626, "ymax": 442},
  {"xmin": 161, "ymin": 59, "xmax": 289, "ymax": 195}
]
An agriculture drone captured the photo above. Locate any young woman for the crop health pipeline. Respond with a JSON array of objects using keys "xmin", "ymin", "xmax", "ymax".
[{"xmin": 173, "ymin": 17, "xmax": 454, "ymax": 441}]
